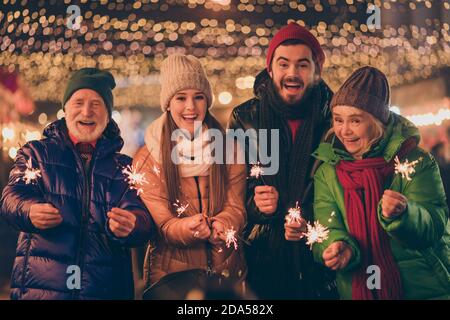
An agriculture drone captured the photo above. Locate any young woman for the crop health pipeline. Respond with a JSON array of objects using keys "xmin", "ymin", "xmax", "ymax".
[
  {"xmin": 312, "ymin": 66, "xmax": 449, "ymax": 299},
  {"xmin": 133, "ymin": 54, "xmax": 247, "ymax": 296}
]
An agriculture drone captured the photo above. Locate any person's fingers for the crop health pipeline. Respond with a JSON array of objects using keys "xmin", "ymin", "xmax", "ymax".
[
  {"xmin": 383, "ymin": 190, "xmax": 406, "ymax": 201},
  {"xmin": 254, "ymin": 192, "xmax": 277, "ymax": 202},
  {"xmin": 108, "ymin": 212, "xmax": 134, "ymax": 229},
  {"xmin": 325, "ymin": 256, "xmax": 340, "ymax": 269},
  {"xmin": 110, "ymin": 208, "xmax": 136, "ymax": 219},
  {"xmin": 188, "ymin": 216, "xmax": 204, "ymax": 230},
  {"xmin": 323, "ymin": 248, "xmax": 339, "ymax": 261},
  {"xmin": 257, "ymin": 199, "xmax": 276, "ymax": 207},
  {"xmin": 37, "ymin": 204, "xmax": 60, "ymax": 214},
  {"xmin": 110, "ymin": 219, "xmax": 131, "ymax": 235},
  {"xmin": 255, "ymin": 186, "xmax": 271, "ymax": 194},
  {"xmin": 259, "ymin": 206, "xmax": 276, "ymax": 214}
]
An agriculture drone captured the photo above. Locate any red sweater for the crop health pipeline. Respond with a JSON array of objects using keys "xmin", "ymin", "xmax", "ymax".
[{"xmin": 287, "ymin": 119, "xmax": 302, "ymax": 142}]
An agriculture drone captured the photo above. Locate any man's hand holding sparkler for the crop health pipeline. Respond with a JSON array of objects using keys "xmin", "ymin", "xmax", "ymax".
[
  {"xmin": 284, "ymin": 219, "xmax": 308, "ymax": 241},
  {"xmin": 29, "ymin": 203, "xmax": 63, "ymax": 230},
  {"xmin": 254, "ymin": 186, "xmax": 279, "ymax": 215},
  {"xmin": 381, "ymin": 190, "xmax": 408, "ymax": 219},
  {"xmin": 322, "ymin": 241, "xmax": 353, "ymax": 271},
  {"xmin": 107, "ymin": 208, "xmax": 137, "ymax": 238}
]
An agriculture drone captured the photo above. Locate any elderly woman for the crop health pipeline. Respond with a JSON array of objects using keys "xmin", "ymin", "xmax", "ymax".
[{"xmin": 311, "ymin": 66, "xmax": 449, "ymax": 299}]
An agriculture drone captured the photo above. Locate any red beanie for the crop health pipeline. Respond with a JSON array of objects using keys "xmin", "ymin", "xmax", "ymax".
[{"xmin": 266, "ymin": 22, "xmax": 325, "ymax": 74}]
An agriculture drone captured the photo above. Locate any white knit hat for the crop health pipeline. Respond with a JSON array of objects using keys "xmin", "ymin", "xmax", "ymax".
[{"xmin": 159, "ymin": 54, "xmax": 213, "ymax": 112}]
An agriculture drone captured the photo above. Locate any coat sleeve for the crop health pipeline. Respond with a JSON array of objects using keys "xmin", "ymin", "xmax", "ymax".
[
  {"xmin": 312, "ymin": 164, "xmax": 361, "ymax": 272},
  {"xmin": 227, "ymin": 108, "xmax": 279, "ymax": 225},
  {"xmin": 0, "ymin": 144, "xmax": 43, "ymax": 233},
  {"xmin": 133, "ymin": 148, "xmax": 196, "ymax": 247},
  {"xmin": 378, "ymin": 151, "xmax": 449, "ymax": 249},
  {"xmin": 105, "ymin": 170, "xmax": 155, "ymax": 248}
]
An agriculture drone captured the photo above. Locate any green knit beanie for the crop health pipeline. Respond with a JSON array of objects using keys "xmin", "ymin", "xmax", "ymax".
[{"xmin": 62, "ymin": 68, "xmax": 116, "ymax": 117}]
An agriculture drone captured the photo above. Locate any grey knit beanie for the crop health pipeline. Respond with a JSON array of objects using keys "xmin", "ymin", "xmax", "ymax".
[{"xmin": 159, "ymin": 54, "xmax": 213, "ymax": 112}]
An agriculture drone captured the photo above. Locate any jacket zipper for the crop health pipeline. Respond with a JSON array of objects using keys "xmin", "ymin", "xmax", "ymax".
[
  {"xmin": 193, "ymin": 177, "xmax": 213, "ymax": 274},
  {"xmin": 72, "ymin": 153, "xmax": 93, "ymax": 300},
  {"xmin": 20, "ymin": 234, "xmax": 32, "ymax": 296}
]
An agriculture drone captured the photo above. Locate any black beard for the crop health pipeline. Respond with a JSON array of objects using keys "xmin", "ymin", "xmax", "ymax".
[{"xmin": 278, "ymin": 84, "xmax": 314, "ymax": 107}]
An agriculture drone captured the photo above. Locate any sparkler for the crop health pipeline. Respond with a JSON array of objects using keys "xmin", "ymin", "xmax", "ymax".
[
  {"xmin": 394, "ymin": 156, "xmax": 422, "ymax": 181},
  {"xmin": 249, "ymin": 162, "xmax": 267, "ymax": 185},
  {"xmin": 224, "ymin": 226, "xmax": 238, "ymax": 250},
  {"xmin": 286, "ymin": 201, "xmax": 302, "ymax": 225},
  {"xmin": 121, "ymin": 162, "xmax": 149, "ymax": 196},
  {"xmin": 113, "ymin": 160, "xmax": 149, "ymax": 209},
  {"xmin": 14, "ymin": 158, "xmax": 42, "ymax": 185},
  {"xmin": 304, "ymin": 221, "xmax": 330, "ymax": 249},
  {"xmin": 173, "ymin": 199, "xmax": 189, "ymax": 217}
]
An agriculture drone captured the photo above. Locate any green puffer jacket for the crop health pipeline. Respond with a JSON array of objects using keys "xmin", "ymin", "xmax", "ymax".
[{"xmin": 311, "ymin": 113, "xmax": 450, "ymax": 300}]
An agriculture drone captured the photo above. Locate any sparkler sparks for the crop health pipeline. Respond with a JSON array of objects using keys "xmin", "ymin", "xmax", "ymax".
[
  {"xmin": 225, "ymin": 226, "xmax": 238, "ymax": 250},
  {"xmin": 152, "ymin": 165, "xmax": 160, "ymax": 176},
  {"xmin": 173, "ymin": 199, "xmax": 189, "ymax": 217},
  {"xmin": 394, "ymin": 156, "xmax": 422, "ymax": 181},
  {"xmin": 304, "ymin": 221, "xmax": 330, "ymax": 249},
  {"xmin": 121, "ymin": 162, "xmax": 149, "ymax": 195},
  {"xmin": 249, "ymin": 162, "xmax": 264, "ymax": 179},
  {"xmin": 14, "ymin": 158, "xmax": 42, "ymax": 185},
  {"xmin": 286, "ymin": 201, "xmax": 302, "ymax": 225}
]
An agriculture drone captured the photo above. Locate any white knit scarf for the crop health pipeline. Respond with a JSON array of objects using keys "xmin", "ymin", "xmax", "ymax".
[{"xmin": 144, "ymin": 113, "xmax": 212, "ymax": 177}]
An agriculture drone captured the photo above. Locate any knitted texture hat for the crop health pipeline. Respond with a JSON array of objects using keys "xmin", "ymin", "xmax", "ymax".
[
  {"xmin": 330, "ymin": 66, "xmax": 390, "ymax": 124},
  {"xmin": 266, "ymin": 22, "xmax": 325, "ymax": 73},
  {"xmin": 62, "ymin": 68, "xmax": 116, "ymax": 117},
  {"xmin": 159, "ymin": 54, "xmax": 213, "ymax": 112}
]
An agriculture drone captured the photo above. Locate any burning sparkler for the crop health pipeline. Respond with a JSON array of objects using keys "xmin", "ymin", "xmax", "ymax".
[
  {"xmin": 304, "ymin": 221, "xmax": 330, "ymax": 249},
  {"xmin": 14, "ymin": 158, "xmax": 42, "ymax": 185},
  {"xmin": 394, "ymin": 156, "xmax": 422, "ymax": 181},
  {"xmin": 173, "ymin": 199, "xmax": 189, "ymax": 217},
  {"xmin": 286, "ymin": 201, "xmax": 302, "ymax": 225},
  {"xmin": 249, "ymin": 162, "xmax": 267, "ymax": 185},
  {"xmin": 225, "ymin": 226, "xmax": 238, "ymax": 250},
  {"xmin": 122, "ymin": 162, "xmax": 149, "ymax": 196}
]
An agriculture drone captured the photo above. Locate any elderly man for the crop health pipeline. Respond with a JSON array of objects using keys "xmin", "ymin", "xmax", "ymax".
[
  {"xmin": 228, "ymin": 23, "xmax": 337, "ymax": 299},
  {"xmin": 0, "ymin": 68, "xmax": 153, "ymax": 299}
]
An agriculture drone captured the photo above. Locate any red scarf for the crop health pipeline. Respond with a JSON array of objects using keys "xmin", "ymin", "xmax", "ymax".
[{"xmin": 335, "ymin": 138, "xmax": 416, "ymax": 300}]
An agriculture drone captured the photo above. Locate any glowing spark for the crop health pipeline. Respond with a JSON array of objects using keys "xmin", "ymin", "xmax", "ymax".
[
  {"xmin": 286, "ymin": 201, "xmax": 302, "ymax": 225},
  {"xmin": 328, "ymin": 211, "xmax": 336, "ymax": 223},
  {"xmin": 122, "ymin": 162, "xmax": 148, "ymax": 195},
  {"xmin": 152, "ymin": 165, "xmax": 160, "ymax": 176},
  {"xmin": 394, "ymin": 156, "xmax": 422, "ymax": 181},
  {"xmin": 14, "ymin": 158, "xmax": 42, "ymax": 185},
  {"xmin": 173, "ymin": 199, "xmax": 189, "ymax": 217},
  {"xmin": 225, "ymin": 226, "xmax": 238, "ymax": 250},
  {"xmin": 304, "ymin": 221, "xmax": 329, "ymax": 249},
  {"xmin": 249, "ymin": 162, "xmax": 264, "ymax": 179}
]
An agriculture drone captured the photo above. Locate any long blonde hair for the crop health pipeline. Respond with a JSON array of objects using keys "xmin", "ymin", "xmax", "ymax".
[
  {"xmin": 325, "ymin": 110, "xmax": 386, "ymax": 157},
  {"xmin": 160, "ymin": 111, "xmax": 227, "ymax": 216}
]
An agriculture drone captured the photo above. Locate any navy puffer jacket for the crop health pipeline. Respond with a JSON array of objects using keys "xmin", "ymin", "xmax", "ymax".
[{"xmin": 0, "ymin": 119, "xmax": 154, "ymax": 300}]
